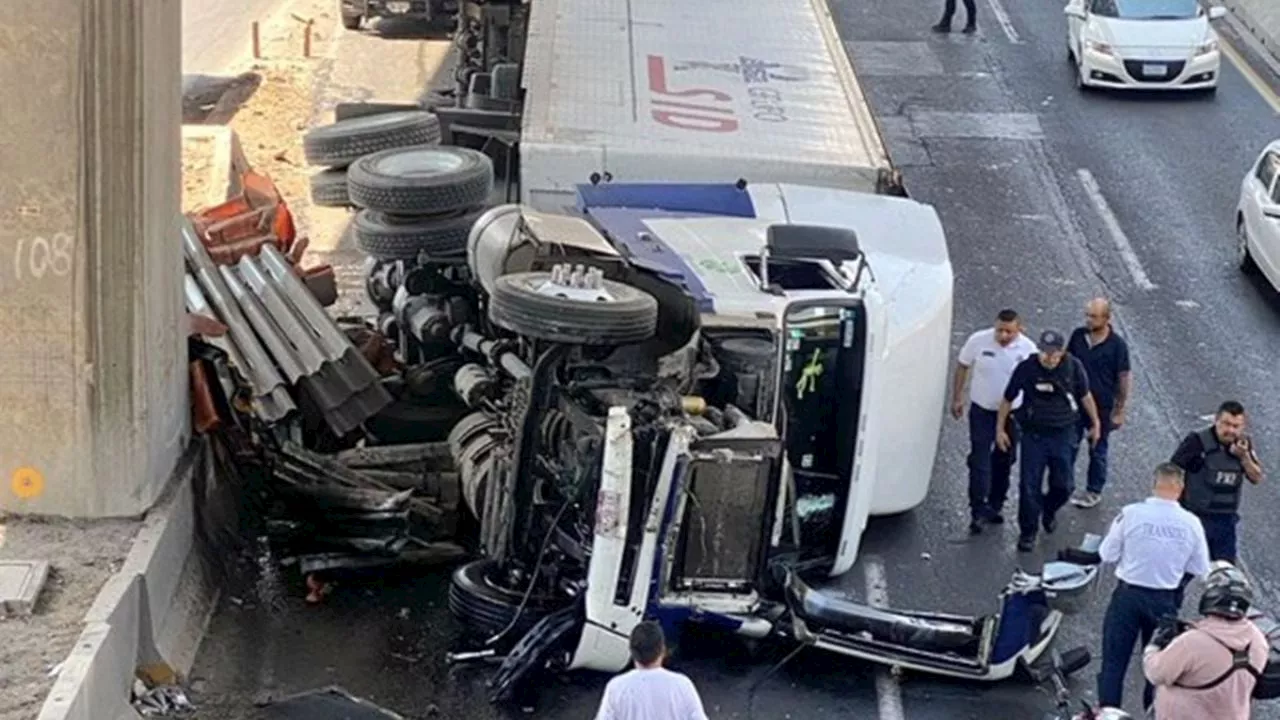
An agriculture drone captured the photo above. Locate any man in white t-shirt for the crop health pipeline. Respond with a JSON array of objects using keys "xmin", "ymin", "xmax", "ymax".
[
  {"xmin": 594, "ymin": 621, "xmax": 709, "ymax": 720},
  {"xmin": 951, "ymin": 309, "xmax": 1038, "ymax": 535}
]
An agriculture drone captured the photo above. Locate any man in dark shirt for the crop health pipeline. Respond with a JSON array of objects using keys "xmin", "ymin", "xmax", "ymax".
[
  {"xmin": 1170, "ymin": 400, "xmax": 1264, "ymax": 563},
  {"xmin": 997, "ymin": 330, "xmax": 1101, "ymax": 552},
  {"xmin": 1067, "ymin": 297, "xmax": 1132, "ymax": 509}
]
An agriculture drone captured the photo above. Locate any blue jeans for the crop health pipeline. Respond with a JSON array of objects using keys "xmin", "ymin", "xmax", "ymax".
[
  {"xmin": 1196, "ymin": 512, "xmax": 1239, "ymax": 563},
  {"xmin": 1097, "ymin": 581, "xmax": 1179, "ymax": 709},
  {"xmin": 1073, "ymin": 411, "xmax": 1113, "ymax": 493},
  {"xmin": 1017, "ymin": 427, "xmax": 1075, "ymax": 540},
  {"xmin": 967, "ymin": 404, "xmax": 1018, "ymax": 519}
]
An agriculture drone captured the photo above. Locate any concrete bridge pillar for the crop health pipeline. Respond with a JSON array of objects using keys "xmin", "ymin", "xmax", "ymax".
[{"xmin": 0, "ymin": 0, "xmax": 188, "ymax": 517}]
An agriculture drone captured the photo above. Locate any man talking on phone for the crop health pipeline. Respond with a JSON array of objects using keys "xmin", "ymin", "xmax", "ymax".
[{"xmin": 1170, "ymin": 401, "xmax": 1265, "ymax": 563}]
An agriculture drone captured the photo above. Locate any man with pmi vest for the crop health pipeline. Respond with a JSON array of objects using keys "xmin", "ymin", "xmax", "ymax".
[
  {"xmin": 1170, "ymin": 401, "xmax": 1264, "ymax": 563},
  {"xmin": 996, "ymin": 329, "xmax": 1101, "ymax": 553}
]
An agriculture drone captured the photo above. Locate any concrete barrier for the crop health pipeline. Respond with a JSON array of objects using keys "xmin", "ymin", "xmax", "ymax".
[
  {"xmin": 1222, "ymin": 0, "xmax": 1280, "ymax": 61},
  {"xmin": 182, "ymin": 124, "xmax": 252, "ymax": 210},
  {"xmin": 36, "ymin": 443, "xmax": 214, "ymax": 720}
]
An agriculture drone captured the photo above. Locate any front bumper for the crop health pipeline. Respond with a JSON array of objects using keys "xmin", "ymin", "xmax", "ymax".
[
  {"xmin": 356, "ymin": 0, "xmax": 451, "ymax": 19},
  {"xmin": 1080, "ymin": 48, "xmax": 1220, "ymax": 90}
]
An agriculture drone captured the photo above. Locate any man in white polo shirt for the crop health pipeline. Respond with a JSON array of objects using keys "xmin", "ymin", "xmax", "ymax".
[{"xmin": 951, "ymin": 309, "xmax": 1038, "ymax": 535}]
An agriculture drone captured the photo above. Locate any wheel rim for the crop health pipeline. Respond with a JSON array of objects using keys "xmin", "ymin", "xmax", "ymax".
[
  {"xmin": 1238, "ymin": 223, "xmax": 1249, "ymax": 263},
  {"xmin": 375, "ymin": 149, "xmax": 466, "ymax": 177}
]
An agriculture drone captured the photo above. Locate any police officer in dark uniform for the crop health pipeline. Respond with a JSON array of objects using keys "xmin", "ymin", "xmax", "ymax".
[
  {"xmin": 1170, "ymin": 400, "xmax": 1265, "ymax": 563},
  {"xmin": 997, "ymin": 329, "xmax": 1101, "ymax": 553}
]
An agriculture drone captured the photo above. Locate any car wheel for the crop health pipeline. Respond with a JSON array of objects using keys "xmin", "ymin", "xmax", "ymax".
[
  {"xmin": 346, "ymin": 146, "xmax": 494, "ymax": 215},
  {"xmin": 352, "ymin": 208, "xmax": 482, "ymax": 260},
  {"xmin": 309, "ymin": 168, "xmax": 350, "ymax": 207},
  {"xmin": 303, "ymin": 111, "xmax": 442, "ymax": 168},
  {"xmin": 1238, "ymin": 220, "xmax": 1260, "ymax": 275},
  {"xmin": 448, "ymin": 559, "xmax": 566, "ymax": 639},
  {"xmin": 487, "ymin": 268, "xmax": 660, "ymax": 345}
]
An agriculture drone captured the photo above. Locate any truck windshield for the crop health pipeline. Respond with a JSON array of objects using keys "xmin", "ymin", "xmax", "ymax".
[{"xmin": 1088, "ymin": 0, "xmax": 1200, "ymax": 20}]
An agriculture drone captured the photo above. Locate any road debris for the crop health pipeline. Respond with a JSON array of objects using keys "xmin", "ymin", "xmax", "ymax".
[
  {"xmin": 132, "ymin": 683, "xmax": 194, "ymax": 717},
  {"xmin": 258, "ymin": 685, "xmax": 407, "ymax": 719}
]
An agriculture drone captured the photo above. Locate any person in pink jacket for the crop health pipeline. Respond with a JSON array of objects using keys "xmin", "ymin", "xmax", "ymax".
[{"xmin": 1141, "ymin": 562, "xmax": 1269, "ymax": 720}]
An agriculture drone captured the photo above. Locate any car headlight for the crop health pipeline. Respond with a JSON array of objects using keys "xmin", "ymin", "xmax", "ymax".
[
  {"xmin": 1085, "ymin": 39, "xmax": 1115, "ymax": 56},
  {"xmin": 1194, "ymin": 39, "xmax": 1218, "ymax": 56}
]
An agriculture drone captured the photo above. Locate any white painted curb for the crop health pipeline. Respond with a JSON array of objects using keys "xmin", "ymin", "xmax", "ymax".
[{"xmin": 36, "ymin": 443, "xmax": 216, "ymax": 720}]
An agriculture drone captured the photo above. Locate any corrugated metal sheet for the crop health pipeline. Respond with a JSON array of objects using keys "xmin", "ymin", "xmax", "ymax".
[{"xmin": 182, "ymin": 219, "xmax": 392, "ymax": 435}]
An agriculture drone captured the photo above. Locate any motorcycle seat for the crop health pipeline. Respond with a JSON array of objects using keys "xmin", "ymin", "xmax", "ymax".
[{"xmin": 785, "ymin": 571, "xmax": 978, "ymax": 653}]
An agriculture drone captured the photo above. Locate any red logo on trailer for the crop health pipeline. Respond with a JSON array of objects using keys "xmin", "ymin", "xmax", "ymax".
[
  {"xmin": 646, "ymin": 55, "xmax": 740, "ymax": 133},
  {"xmin": 646, "ymin": 55, "xmax": 801, "ymax": 133}
]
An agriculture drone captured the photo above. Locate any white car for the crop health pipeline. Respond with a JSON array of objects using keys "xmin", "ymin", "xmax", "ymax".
[
  {"xmin": 1064, "ymin": 0, "xmax": 1227, "ymax": 92},
  {"xmin": 1237, "ymin": 141, "xmax": 1280, "ymax": 288}
]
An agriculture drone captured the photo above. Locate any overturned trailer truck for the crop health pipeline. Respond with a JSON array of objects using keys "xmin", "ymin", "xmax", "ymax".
[
  {"xmin": 359, "ymin": 0, "xmax": 980, "ymax": 699},
  {"xmin": 441, "ymin": 181, "xmax": 956, "ymax": 696}
]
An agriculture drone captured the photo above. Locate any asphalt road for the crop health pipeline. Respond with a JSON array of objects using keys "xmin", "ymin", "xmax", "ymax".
[
  {"xmin": 188, "ymin": 2, "xmax": 1280, "ymax": 719},
  {"xmin": 183, "ymin": 0, "xmax": 288, "ymax": 83}
]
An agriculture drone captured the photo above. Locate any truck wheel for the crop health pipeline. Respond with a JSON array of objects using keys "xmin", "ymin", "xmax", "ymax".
[
  {"xmin": 491, "ymin": 63, "xmax": 520, "ymax": 100},
  {"xmin": 448, "ymin": 559, "xmax": 564, "ymax": 639},
  {"xmin": 347, "ymin": 146, "xmax": 493, "ymax": 215},
  {"xmin": 341, "ymin": 13, "xmax": 362, "ymax": 30},
  {"xmin": 309, "ymin": 168, "xmax": 350, "ymax": 207},
  {"xmin": 488, "ymin": 268, "xmax": 659, "ymax": 345},
  {"xmin": 352, "ymin": 208, "xmax": 481, "ymax": 260},
  {"xmin": 303, "ymin": 111, "xmax": 441, "ymax": 168}
]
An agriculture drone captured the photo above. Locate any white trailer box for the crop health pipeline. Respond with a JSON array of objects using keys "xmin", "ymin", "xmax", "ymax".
[{"xmin": 519, "ymin": 0, "xmax": 898, "ymax": 212}]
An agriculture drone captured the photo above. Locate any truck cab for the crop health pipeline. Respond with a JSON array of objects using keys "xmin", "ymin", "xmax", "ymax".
[{"xmin": 447, "ymin": 181, "xmax": 952, "ymax": 676}]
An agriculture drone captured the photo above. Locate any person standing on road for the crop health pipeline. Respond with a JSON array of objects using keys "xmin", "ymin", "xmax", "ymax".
[
  {"xmin": 1142, "ymin": 562, "xmax": 1269, "ymax": 720},
  {"xmin": 1170, "ymin": 400, "xmax": 1264, "ymax": 563},
  {"xmin": 594, "ymin": 621, "xmax": 709, "ymax": 720},
  {"xmin": 1067, "ymin": 298, "xmax": 1132, "ymax": 509},
  {"xmin": 996, "ymin": 329, "xmax": 1101, "ymax": 552},
  {"xmin": 932, "ymin": 0, "xmax": 977, "ymax": 33},
  {"xmin": 1096, "ymin": 463, "xmax": 1212, "ymax": 713},
  {"xmin": 951, "ymin": 309, "xmax": 1038, "ymax": 535}
]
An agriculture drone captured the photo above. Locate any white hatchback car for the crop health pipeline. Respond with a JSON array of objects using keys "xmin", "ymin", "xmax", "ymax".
[
  {"xmin": 1237, "ymin": 141, "xmax": 1280, "ymax": 288},
  {"xmin": 1064, "ymin": 0, "xmax": 1227, "ymax": 92}
]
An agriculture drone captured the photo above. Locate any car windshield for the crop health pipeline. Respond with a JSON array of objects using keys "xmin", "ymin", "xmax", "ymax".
[{"xmin": 1088, "ymin": 0, "xmax": 1199, "ymax": 19}]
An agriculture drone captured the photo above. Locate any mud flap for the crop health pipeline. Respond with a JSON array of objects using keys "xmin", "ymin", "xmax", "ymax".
[{"xmin": 489, "ymin": 603, "xmax": 583, "ymax": 704}]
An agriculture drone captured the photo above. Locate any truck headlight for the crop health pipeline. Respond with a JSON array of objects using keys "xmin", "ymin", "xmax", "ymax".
[
  {"xmin": 1085, "ymin": 39, "xmax": 1114, "ymax": 56},
  {"xmin": 1194, "ymin": 39, "xmax": 1218, "ymax": 56}
]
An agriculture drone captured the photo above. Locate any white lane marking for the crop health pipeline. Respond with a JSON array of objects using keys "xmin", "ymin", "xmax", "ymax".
[
  {"xmin": 1219, "ymin": 40, "xmax": 1280, "ymax": 115},
  {"xmin": 865, "ymin": 557, "xmax": 907, "ymax": 720},
  {"xmin": 984, "ymin": 0, "xmax": 1022, "ymax": 44},
  {"xmin": 1076, "ymin": 168, "xmax": 1158, "ymax": 291}
]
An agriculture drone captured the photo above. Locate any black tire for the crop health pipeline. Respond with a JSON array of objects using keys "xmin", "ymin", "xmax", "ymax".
[
  {"xmin": 342, "ymin": 13, "xmax": 362, "ymax": 30},
  {"xmin": 346, "ymin": 146, "xmax": 493, "ymax": 215},
  {"xmin": 488, "ymin": 271, "xmax": 659, "ymax": 345},
  {"xmin": 448, "ymin": 559, "xmax": 565, "ymax": 639},
  {"xmin": 309, "ymin": 168, "xmax": 350, "ymax": 206},
  {"xmin": 491, "ymin": 63, "xmax": 520, "ymax": 100},
  {"xmin": 352, "ymin": 208, "xmax": 481, "ymax": 260},
  {"xmin": 1239, "ymin": 220, "xmax": 1260, "ymax": 275},
  {"xmin": 303, "ymin": 111, "xmax": 441, "ymax": 168}
]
